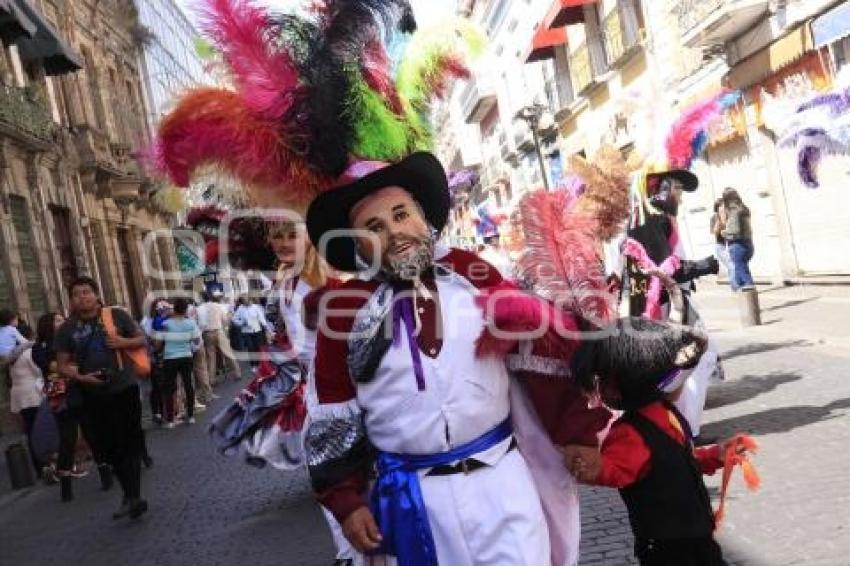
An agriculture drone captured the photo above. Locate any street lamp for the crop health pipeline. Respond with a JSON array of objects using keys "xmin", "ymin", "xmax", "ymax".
[{"xmin": 514, "ymin": 103, "xmax": 550, "ymax": 191}]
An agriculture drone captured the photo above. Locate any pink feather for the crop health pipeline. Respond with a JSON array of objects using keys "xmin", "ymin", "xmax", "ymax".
[
  {"xmin": 200, "ymin": 0, "xmax": 300, "ymax": 121},
  {"xmin": 665, "ymin": 91, "xmax": 732, "ymax": 169},
  {"xmin": 474, "ymin": 282, "xmax": 579, "ymax": 359},
  {"xmin": 516, "ymin": 190, "xmax": 614, "ymax": 326},
  {"xmin": 362, "ymin": 40, "xmax": 404, "ymax": 115}
]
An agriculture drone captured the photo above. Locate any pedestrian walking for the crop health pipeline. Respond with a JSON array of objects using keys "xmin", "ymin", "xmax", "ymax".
[
  {"xmin": 720, "ymin": 188, "xmax": 755, "ymax": 291},
  {"xmin": 710, "ymin": 198, "xmax": 733, "ymax": 282},
  {"xmin": 55, "ymin": 277, "xmax": 148, "ymax": 519},
  {"xmin": 197, "ymin": 290, "xmax": 241, "ymax": 385},
  {"xmin": 35, "ymin": 311, "xmax": 111, "ymax": 501},
  {"xmin": 7, "ymin": 323, "xmax": 45, "ymax": 478},
  {"xmin": 156, "ymin": 297, "xmax": 202, "ymax": 427},
  {"xmin": 232, "ymin": 296, "xmax": 270, "ymax": 371},
  {"xmin": 140, "ymin": 299, "xmax": 168, "ymax": 425}
]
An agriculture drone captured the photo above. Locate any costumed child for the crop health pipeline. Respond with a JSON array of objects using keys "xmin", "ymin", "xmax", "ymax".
[{"xmin": 562, "ymin": 317, "xmax": 756, "ymax": 566}]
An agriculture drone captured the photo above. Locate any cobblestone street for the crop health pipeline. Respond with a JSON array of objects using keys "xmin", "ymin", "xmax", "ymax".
[{"xmin": 1, "ymin": 283, "xmax": 849, "ymax": 565}]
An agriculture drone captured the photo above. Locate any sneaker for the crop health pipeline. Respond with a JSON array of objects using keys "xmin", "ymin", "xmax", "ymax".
[
  {"xmin": 129, "ymin": 498, "xmax": 149, "ymax": 520},
  {"xmin": 152, "ymin": 413, "xmax": 163, "ymax": 425},
  {"xmin": 164, "ymin": 421, "xmax": 176, "ymax": 429},
  {"xmin": 194, "ymin": 401, "xmax": 207, "ymax": 412},
  {"xmin": 186, "ymin": 417, "xmax": 196, "ymax": 424},
  {"xmin": 69, "ymin": 465, "xmax": 89, "ymax": 479}
]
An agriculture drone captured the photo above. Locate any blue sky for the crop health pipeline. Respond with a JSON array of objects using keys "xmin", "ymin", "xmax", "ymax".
[{"xmin": 177, "ymin": 0, "xmax": 456, "ymax": 29}]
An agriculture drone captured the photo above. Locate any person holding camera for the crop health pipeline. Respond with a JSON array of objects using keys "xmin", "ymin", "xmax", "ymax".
[{"xmin": 55, "ymin": 277, "xmax": 149, "ymax": 520}]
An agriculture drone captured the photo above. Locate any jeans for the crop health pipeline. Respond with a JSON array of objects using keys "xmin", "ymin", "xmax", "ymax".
[
  {"xmin": 728, "ymin": 238, "xmax": 755, "ymax": 290},
  {"xmin": 714, "ymin": 243, "xmax": 733, "ymax": 281}
]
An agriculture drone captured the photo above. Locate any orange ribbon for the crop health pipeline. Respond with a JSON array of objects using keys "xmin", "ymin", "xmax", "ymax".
[{"xmin": 714, "ymin": 433, "xmax": 760, "ymax": 528}]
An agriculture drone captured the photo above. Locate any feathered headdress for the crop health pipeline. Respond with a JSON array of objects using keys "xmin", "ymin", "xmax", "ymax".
[
  {"xmin": 775, "ymin": 85, "xmax": 850, "ymax": 188},
  {"xmin": 664, "ymin": 90, "xmax": 742, "ymax": 170},
  {"xmin": 151, "ymin": 0, "xmax": 483, "ymax": 207}
]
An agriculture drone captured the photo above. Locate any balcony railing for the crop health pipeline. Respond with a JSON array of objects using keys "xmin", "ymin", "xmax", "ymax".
[
  {"xmin": 677, "ymin": 0, "xmax": 769, "ymax": 47},
  {"xmin": 678, "ymin": 0, "xmax": 725, "ymax": 39},
  {"xmin": 603, "ymin": 5, "xmax": 644, "ymax": 67},
  {"xmin": 0, "ymin": 85, "xmax": 56, "ymax": 145},
  {"xmin": 460, "ymin": 75, "xmax": 498, "ymax": 124}
]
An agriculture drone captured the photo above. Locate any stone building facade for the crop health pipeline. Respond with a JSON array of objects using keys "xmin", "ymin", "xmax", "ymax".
[{"xmin": 0, "ymin": 0, "xmax": 178, "ymax": 431}]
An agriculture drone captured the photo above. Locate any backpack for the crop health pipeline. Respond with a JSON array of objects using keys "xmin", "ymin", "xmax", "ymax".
[{"xmin": 101, "ymin": 307, "xmax": 151, "ymax": 378}]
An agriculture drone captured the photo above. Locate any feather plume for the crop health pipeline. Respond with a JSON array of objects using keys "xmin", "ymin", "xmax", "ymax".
[
  {"xmin": 665, "ymin": 90, "xmax": 741, "ymax": 169},
  {"xmin": 474, "ymin": 282, "xmax": 578, "ymax": 359},
  {"xmin": 569, "ymin": 146, "xmax": 632, "ymax": 241},
  {"xmin": 349, "ymin": 74, "xmax": 412, "ymax": 160},
  {"xmin": 294, "ymin": 0, "xmax": 407, "ymax": 176},
  {"xmin": 515, "ymin": 190, "xmax": 614, "ymax": 326},
  {"xmin": 154, "ymin": 88, "xmax": 327, "ymax": 205},
  {"xmin": 152, "ymin": 186, "xmax": 188, "ymax": 214},
  {"xmin": 395, "ymin": 18, "xmax": 485, "ymax": 145},
  {"xmin": 200, "ymin": 0, "xmax": 300, "ymax": 121}
]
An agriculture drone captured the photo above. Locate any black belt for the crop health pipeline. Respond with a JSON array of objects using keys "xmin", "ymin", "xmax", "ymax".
[{"xmin": 426, "ymin": 438, "xmax": 517, "ymax": 477}]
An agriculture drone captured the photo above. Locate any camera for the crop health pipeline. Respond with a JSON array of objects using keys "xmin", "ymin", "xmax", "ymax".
[{"xmin": 96, "ymin": 367, "xmax": 119, "ymax": 384}]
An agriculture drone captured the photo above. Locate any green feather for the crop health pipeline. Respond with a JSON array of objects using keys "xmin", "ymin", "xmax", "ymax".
[
  {"xmin": 349, "ymin": 76, "xmax": 412, "ymax": 160},
  {"xmin": 396, "ymin": 18, "xmax": 486, "ymax": 110}
]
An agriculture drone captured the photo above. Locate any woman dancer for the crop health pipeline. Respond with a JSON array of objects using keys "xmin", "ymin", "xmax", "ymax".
[{"xmin": 209, "ymin": 219, "xmax": 355, "ymax": 565}]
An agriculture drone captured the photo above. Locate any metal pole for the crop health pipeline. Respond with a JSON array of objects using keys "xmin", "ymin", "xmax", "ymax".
[{"xmin": 530, "ymin": 124, "xmax": 550, "ymax": 191}]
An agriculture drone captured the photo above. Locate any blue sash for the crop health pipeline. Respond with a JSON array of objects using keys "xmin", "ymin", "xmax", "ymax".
[{"xmin": 369, "ymin": 419, "xmax": 513, "ymax": 566}]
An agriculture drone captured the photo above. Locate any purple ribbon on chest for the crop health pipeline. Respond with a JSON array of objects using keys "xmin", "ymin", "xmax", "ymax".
[{"xmin": 392, "ymin": 295, "xmax": 427, "ymax": 391}]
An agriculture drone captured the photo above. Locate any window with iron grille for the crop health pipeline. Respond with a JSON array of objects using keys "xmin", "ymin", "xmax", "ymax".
[
  {"xmin": 50, "ymin": 206, "xmax": 78, "ymax": 290},
  {"xmin": 9, "ymin": 195, "xmax": 48, "ymax": 318}
]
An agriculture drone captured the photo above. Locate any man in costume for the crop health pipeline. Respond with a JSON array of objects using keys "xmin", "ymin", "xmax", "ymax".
[
  {"xmin": 605, "ymin": 168, "xmax": 723, "ymax": 439},
  {"xmin": 304, "ymin": 153, "xmax": 609, "ymax": 565}
]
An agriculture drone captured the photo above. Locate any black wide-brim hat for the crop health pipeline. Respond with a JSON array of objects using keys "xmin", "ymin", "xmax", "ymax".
[
  {"xmin": 306, "ymin": 152, "xmax": 451, "ymax": 272},
  {"xmin": 646, "ymin": 169, "xmax": 699, "ymax": 192}
]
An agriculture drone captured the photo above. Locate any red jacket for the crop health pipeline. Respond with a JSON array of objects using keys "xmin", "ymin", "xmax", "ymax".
[{"xmin": 594, "ymin": 400, "xmax": 723, "ymax": 489}]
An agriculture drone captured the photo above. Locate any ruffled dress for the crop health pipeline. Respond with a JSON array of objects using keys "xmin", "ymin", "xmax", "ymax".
[{"xmin": 208, "ymin": 277, "xmax": 315, "ymax": 470}]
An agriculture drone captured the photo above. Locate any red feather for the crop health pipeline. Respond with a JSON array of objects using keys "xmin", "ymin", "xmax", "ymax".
[
  {"xmin": 154, "ymin": 88, "xmax": 328, "ymax": 205},
  {"xmin": 517, "ymin": 190, "xmax": 614, "ymax": 325},
  {"xmin": 201, "ymin": 0, "xmax": 300, "ymax": 121},
  {"xmin": 362, "ymin": 39, "xmax": 404, "ymax": 115},
  {"xmin": 424, "ymin": 54, "xmax": 471, "ymax": 101}
]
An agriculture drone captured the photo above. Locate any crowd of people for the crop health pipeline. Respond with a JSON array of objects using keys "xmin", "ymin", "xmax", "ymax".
[{"xmin": 0, "ymin": 277, "xmax": 289, "ymax": 517}]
